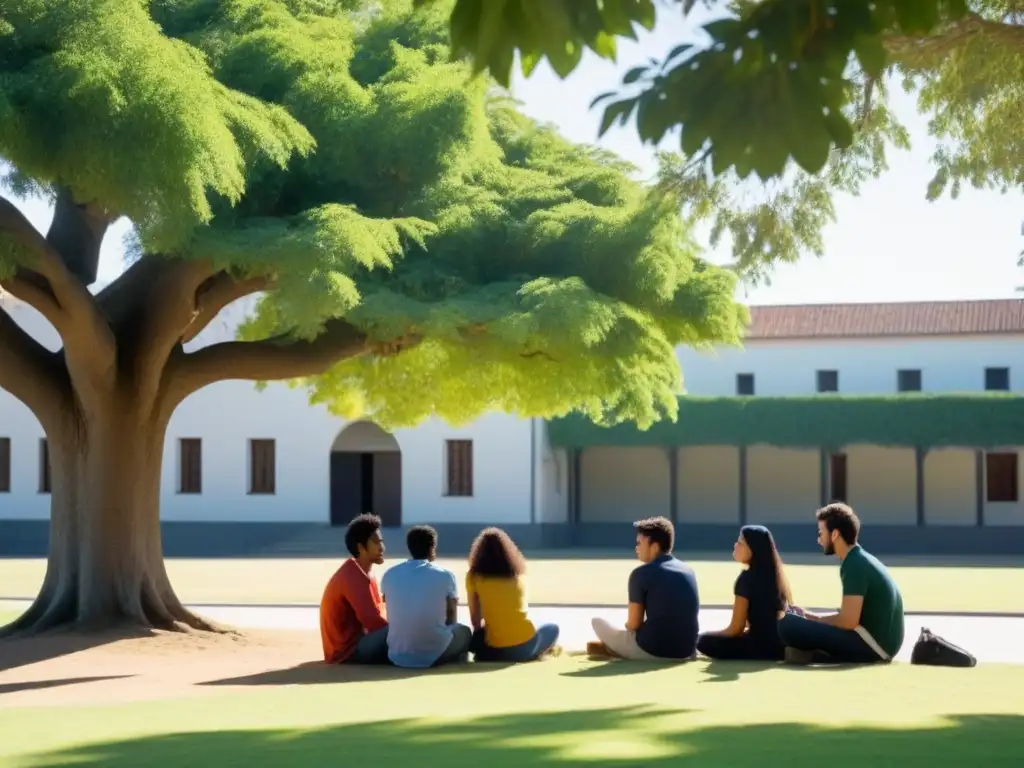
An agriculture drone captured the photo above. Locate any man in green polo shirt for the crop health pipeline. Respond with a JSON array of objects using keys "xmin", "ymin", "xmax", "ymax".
[{"xmin": 778, "ymin": 503, "xmax": 905, "ymax": 665}]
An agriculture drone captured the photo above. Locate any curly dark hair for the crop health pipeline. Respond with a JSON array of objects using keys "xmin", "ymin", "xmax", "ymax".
[
  {"xmin": 345, "ymin": 513, "xmax": 382, "ymax": 557},
  {"xmin": 406, "ymin": 525, "xmax": 438, "ymax": 560},
  {"xmin": 816, "ymin": 503, "xmax": 860, "ymax": 545},
  {"xmin": 634, "ymin": 516, "xmax": 674, "ymax": 553},
  {"xmin": 467, "ymin": 527, "xmax": 526, "ymax": 578}
]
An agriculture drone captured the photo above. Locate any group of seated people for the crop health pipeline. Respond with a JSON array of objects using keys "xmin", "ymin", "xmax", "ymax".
[{"xmin": 319, "ymin": 502, "xmax": 905, "ymax": 668}]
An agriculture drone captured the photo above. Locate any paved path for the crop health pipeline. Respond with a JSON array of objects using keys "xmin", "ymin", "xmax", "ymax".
[{"xmin": 3, "ymin": 599, "xmax": 1020, "ymax": 664}]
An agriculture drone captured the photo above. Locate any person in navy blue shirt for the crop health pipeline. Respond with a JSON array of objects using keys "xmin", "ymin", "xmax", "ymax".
[
  {"xmin": 588, "ymin": 516, "xmax": 699, "ymax": 660},
  {"xmin": 697, "ymin": 525, "xmax": 791, "ymax": 661}
]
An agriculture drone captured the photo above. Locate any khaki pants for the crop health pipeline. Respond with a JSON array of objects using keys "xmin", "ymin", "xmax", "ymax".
[{"xmin": 591, "ymin": 617, "xmax": 660, "ymax": 661}]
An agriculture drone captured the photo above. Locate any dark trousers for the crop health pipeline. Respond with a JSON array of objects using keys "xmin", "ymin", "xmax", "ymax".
[
  {"xmin": 348, "ymin": 626, "xmax": 390, "ymax": 665},
  {"xmin": 696, "ymin": 631, "xmax": 785, "ymax": 661},
  {"xmin": 470, "ymin": 624, "xmax": 560, "ymax": 662},
  {"xmin": 432, "ymin": 623, "xmax": 473, "ymax": 667},
  {"xmin": 777, "ymin": 612, "xmax": 885, "ymax": 664}
]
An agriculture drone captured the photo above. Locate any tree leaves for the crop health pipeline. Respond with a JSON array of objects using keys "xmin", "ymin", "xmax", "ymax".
[
  {"xmin": 414, "ymin": 0, "xmax": 658, "ymax": 88},
  {"xmin": 424, "ymin": 0, "xmax": 972, "ymax": 180}
]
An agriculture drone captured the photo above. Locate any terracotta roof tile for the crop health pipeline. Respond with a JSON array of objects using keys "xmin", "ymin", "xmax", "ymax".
[{"xmin": 746, "ymin": 299, "xmax": 1024, "ymax": 339}]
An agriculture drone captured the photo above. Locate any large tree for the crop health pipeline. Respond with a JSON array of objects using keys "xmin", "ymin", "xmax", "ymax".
[{"xmin": 0, "ymin": 0, "xmax": 744, "ymax": 634}]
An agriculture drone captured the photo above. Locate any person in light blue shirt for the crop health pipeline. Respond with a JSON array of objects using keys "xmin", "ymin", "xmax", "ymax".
[{"xmin": 380, "ymin": 525, "xmax": 472, "ymax": 668}]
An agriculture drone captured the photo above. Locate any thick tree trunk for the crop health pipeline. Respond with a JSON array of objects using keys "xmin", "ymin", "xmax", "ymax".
[{"xmin": 1, "ymin": 401, "xmax": 221, "ymax": 637}]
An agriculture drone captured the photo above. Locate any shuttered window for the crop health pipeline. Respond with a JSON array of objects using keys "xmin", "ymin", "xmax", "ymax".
[
  {"xmin": 249, "ymin": 439, "xmax": 276, "ymax": 495},
  {"xmin": 445, "ymin": 440, "xmax": 473, "ymax": 497},
  {"xmin": 179, "ymin": 438, "xmax": 202, "ymax": 494}
]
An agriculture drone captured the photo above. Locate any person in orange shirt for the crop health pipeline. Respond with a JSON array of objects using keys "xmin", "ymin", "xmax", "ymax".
[
  {"xmin": 319, "ymin": 513, "xmax": 390, "ymax": 664},
  {"xmin": 466, "ymin": 527, "xmax": 560, "ymax": 662}
]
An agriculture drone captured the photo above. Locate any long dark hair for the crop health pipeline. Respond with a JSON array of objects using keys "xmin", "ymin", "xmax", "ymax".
[
  {"xmin": 468, "ymin": 527, "xmax": 526, "ymax": 578},
  {"xmin": 741, "ymin": 525, "xmax": 793, "ymax": 609}
]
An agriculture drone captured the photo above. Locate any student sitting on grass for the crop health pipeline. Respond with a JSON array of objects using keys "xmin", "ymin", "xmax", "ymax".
[
  {"xmin": 778, "ymin": 503, "xmax": 905, "ymax": 665},
  {"xmin": 588, "ymin": 516, "xmax": 700, "ymax": 661},
  {"xmin": 466, "ymin": 527, "xmax": 561, "ymax": 662},
  {"xmin": 380, "ymin": 525, "xmax": 473, "ymax": 668},
  {"xmin": 696, "ymin": 525, "xmax": 791, "ymax": 661},
  {"xmin": 319, "ymin": 513, "xmax": 389, "ymax": 665}
]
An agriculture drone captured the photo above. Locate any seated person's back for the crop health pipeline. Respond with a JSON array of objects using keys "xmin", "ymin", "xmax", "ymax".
[
  {"xmin": 467, "ymin": 572, "xmax": 535, "ymax": 648},
  {"xmin": 843, "ymin": 541, "xmax": 905, "ymax": 656},
  {"xmin": 382, "ymin": 558, "xmax": 458, "ymax": 667},
  {"xmin": 631, "ymin": 553, "xmax": 699, "ymax": 658}
]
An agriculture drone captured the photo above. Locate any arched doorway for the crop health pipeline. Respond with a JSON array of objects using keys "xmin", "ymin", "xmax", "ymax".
[{"xmin": 329, "ymin": 422, "xmax": 402, "ymax": 528}]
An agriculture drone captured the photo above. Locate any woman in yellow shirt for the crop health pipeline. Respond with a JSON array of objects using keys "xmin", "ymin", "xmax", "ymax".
[{"xmin": 466, "ymin": 527, "xmax": 560, "ymax": 661}]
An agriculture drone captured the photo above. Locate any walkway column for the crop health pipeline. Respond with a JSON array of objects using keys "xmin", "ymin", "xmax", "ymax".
[
  {"xmin": 818, "ymin": 448, "xmax": 828, "ymax": 506},
  {"xmin": 975, "ymin": 449, "xmax": 985, "ymax": 527},
  {"xmin": 571, "ymin": 448, "xmax": 583, "ymax": 525},
  {"xmin": 915, "ymin": 447, "xmax": 926, "ymax": 527},
  {"xmin": 668, "ymin": 446, "xmax": 679, "ymax": 523},
  {"xmin": 738, "ymin": 445, "xmax": 748, "ymax": 525}
]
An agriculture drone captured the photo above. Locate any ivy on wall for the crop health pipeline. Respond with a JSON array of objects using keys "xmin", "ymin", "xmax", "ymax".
[{"xmin": 547, "ymin": 395, "xmax": 1024, "ymax": 450}]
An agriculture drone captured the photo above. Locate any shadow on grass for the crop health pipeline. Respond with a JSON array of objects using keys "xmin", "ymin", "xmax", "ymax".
[
  {"xmin": 200, "ymin": 660, "xmax": 513, "ymax": 686},
  {"xmin": 560, "ymin": 659, "xmax": 692, "ymax": 678},
  {"xmin": 700, "ymin": 660, "xmax": 778, "ymax": 682},
  {"xmin": 0, "ymin": 675, "xmax": 133, "ymax": 695},
  {"xmin": 22, "ymin": 706, "xmax": 1024, "ymax": 767},
  {"xmin": 568, "ymin": 658, "xmax": 886, "ymax": 681}
]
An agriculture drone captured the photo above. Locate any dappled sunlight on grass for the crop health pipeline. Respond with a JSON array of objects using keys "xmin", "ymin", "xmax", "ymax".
[
  {"xmin": 1, "ymin": 659, "xmax": 1023, "ymax": 766},
  {"xmin": 12, "ymin": 707, "xmax": 1024, "ymax": 767}
]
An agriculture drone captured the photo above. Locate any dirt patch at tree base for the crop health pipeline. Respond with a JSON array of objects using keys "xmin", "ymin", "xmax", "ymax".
[{"xmin": 0, "ymin": 627, "xmax": 325, "ymax": 709}]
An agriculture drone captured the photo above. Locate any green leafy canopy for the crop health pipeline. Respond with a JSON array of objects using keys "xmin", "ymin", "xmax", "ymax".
[
  {"xmin": 0, "ymin": 0, "xmax": 746, "ymax": 430},
  {"xmin": 418, "ymin": 0, "xmax": 970, "ymax": 180},
  {"xmin": 418, "ymin": 0, "xmax": 1024, "ymax": 280}
]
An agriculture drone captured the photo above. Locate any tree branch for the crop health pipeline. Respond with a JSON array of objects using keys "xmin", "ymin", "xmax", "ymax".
[
  {"xmin": 163, "ymin": 320, "xmax": 420, "ymax": 407},
  {"xmin": 46, "ymin": 186, "xmax": 112, "ymax": 286},
  {"xmin": 0, "ymin": 271, "xmax": 63, "ymax": 329},
  {"xmin": 0, "ymin": 194, "xmax": 116, "ymax": 392},
  {"xmin": 182, "ymin": 273, "xmax": 274, "ymax": 344},
  {"xmin": 0, "ymin": 299, "xmax": 66, "ymax": 419},
  {"xmin": 885, "ymin": 13, "xmax": 1024, "ymax": 64}
]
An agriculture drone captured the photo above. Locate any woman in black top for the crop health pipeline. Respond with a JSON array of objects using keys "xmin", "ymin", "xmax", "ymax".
[{"xmin": 696, "ymin": 525, "xmax": 792, "ymax": 661}]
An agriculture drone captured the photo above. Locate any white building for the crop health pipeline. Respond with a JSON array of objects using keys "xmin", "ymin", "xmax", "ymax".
[{"xmin": 2, "ymin": 297, "xmax": 1023, "ymax": 555}]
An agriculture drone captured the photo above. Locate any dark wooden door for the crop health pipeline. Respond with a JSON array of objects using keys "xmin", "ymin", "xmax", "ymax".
[
  {"xmin": 330, "ymin": 452, "xmax": 363, "ymax": 526},
  {"xmin": 373, "ymin": 452, "xmax": 402, "ymax": 527}
]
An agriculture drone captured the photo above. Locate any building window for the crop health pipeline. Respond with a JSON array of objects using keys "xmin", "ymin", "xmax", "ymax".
[
  {"xmin": 445, "ymin": 439, "xmax": 474, "ymax": 497},
  {"xmin": 736, "ymin": 373, "xmax": 755, "ymax": 396},
  {"xmin": 985, "ymin": 452, "xmax": 1019, "ymax": 503},
  {"xmin": 179, "ymin": 438, "xmax": 202, "ymax": 494},
  {"xmin": 897, "ymin": 369, "xmax": 922, "ymax": 392},
  {"xmin": 38, "ymin": 438, "xmax": 50, "ymax": 494},
  {"xmin": 249, "ymin": 439, "xmax": 276, "ymax": 495},
  {"xmin": 829, "ymin": 452, "xmax": 848, "ymax": 502},
  {"xmin": 817, "ymin": 370, "xmax": 839, "ymax": 393},
  {"xmin": 0, "ymin": 437, "xmax": 10, "ymax": 493},
  {"xmin": 985, "ymin": 367, "xmax": 1010, "ymax": 391}
]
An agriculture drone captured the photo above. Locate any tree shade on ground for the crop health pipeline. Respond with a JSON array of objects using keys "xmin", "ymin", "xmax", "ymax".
[{"xmin": 3, "ymin": 662, "xmax": 1024, "ymax": 767}]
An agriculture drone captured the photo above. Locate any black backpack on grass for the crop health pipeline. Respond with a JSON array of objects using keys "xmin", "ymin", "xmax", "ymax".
[{"xmin": 910, "ymin": 627, "xmax": 977, "ymax": 668}]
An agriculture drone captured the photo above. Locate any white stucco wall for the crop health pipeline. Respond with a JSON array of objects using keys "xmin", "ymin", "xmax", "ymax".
[
  {"xmin": 678, "ymin": 335, "xmax": 1024, "ymax": 396},
  {"xmin": 0, "ymin": 298, "xmax": 535, "ymax": 525},
  {"xmin": 3, "ymin": 296, "xmax": 1023, "ymax": 528}
]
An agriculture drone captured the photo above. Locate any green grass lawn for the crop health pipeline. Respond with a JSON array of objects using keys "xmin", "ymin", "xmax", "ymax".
[
  {"xmin": 2, "ymin": 659, "xmax": 1023, "ymax": 767},
  {"xmin": 2, "ymin": 556, "xmax": 1022, "ymax": 614}
]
